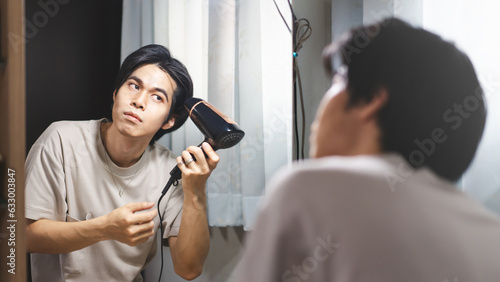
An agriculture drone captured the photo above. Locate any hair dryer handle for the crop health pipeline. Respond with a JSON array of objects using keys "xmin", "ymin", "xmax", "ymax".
[{"xmin": 162, "ymin": 142, "xmax": 211, "ymax": 195}]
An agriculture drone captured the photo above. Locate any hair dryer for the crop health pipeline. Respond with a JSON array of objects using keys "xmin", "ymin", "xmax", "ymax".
[
  {"xmin": 161, "ymin": 98, "xmax": 245, "ymax": 194},
  {"xmin": 184, "ymin": 98, "xmax": 245, "ymax": 150},
  {"xmin": 157, "ymin": 97, "xmax": 244, "ymax": 281}
]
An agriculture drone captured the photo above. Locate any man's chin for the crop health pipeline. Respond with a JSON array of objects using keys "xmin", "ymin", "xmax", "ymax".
[{"xmin": 115, "ymin": 124, "xmax": 145, "ymax": 139}]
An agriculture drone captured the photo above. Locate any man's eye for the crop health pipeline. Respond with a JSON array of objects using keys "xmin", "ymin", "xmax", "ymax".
[
  {"xmin": 130, "ymin": 83, "xmax": 139, "ymax": 90},
  {"xmin": 153, "ymin": 95, "xmax": 163, "ymax": 102}
]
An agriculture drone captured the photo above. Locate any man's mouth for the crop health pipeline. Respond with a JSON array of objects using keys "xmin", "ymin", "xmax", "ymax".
[{"xmin": 124, "ymin": 112, "xmax": 142, "ymax": 122}]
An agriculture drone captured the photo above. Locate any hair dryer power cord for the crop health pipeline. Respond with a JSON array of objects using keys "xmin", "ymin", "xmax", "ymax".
[{"xmin": 157, "ymin": 175, "xmax": 177, "ymax": 282}]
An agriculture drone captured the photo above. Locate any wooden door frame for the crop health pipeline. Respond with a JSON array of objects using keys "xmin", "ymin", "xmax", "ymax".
[{"xmin": 0, "ymin": 0, "xmax": 26, "ymax": 281}]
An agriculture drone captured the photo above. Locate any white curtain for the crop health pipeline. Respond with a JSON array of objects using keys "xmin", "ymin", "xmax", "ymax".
[{"xmin": 121, "ymin": 0, "xmax": 293, "ymax": 230}]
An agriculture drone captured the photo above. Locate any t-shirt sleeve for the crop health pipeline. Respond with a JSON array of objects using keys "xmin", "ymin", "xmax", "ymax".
[
  {"xmin": 161, "ymin": 180, "xmax": 184, "ymax": 241},
  {"xmin": 25, "ymin": 127, "xmax": 67, "ymax": 222}
]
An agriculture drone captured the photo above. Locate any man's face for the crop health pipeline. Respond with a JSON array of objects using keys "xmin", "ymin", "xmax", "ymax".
[
  {"xmin": 309, "ymin": 68, "xmax": 367, "ymax": 158},
  {"xmin": 112, "ymin": 64, "xmax": 177, "ymax": 140}
]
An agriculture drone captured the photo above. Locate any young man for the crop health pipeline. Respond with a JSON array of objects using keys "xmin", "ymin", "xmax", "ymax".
[
  {"xmin": 236, "ymin": 18, "xmax": 500, "ymax": 281},
  {"xmin": 25, "ymin": 44, "xmax": 217, "ymax": 281}
]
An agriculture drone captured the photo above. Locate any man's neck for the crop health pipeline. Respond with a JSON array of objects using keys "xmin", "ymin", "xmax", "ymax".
[{"xmin": 101, "ymin": 122, "xmax": 151, "ymax": 167}]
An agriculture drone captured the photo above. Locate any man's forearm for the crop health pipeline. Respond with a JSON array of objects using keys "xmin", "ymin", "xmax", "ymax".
[
  {"xmin": 27, "ymin": 202, "xmax": 157, "ymax": 254},
  {"xmin": 26, "ymin": 217, "xmax": 107, "ymax": 254},
  {"xmin": 172, "ymin": 189, "xmax": 210, "ymax": 278}
]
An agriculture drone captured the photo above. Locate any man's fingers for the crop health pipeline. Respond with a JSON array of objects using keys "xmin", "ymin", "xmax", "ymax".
[
  {"xmin": 179, "ymin": 143, "xmax": 220, "ymax": 170},
  {"xmin": 126, "ymin": 223, "xmax": 156, "ymax": 246},
  {"xmin": 176, "ymin": 156, "xmax": 185, "ymax": 167},
  {"xmin": 202, "ymin": 142, "xmax": 219, "ymax": 168},
  {"xmin": 126, "ymin": 202, "xmax": 155, "ymax": 213},
  {"xmin": 130, "ymin": 231, "xmax": 155, "ymax": 246},
  {"xmin": 130, "ymin": 220, "xmax": 155, "ymax": 235},
  {"xmin": 135, "ymin": 225, "xmax": 156, "ymax": 239},
  {"xmin": 182, "ymin": 150, "xmax": 197, "ymax": 166},
  {"xmin": 132, "ymin": 209, "xmax": 157, "ymax": 224},
  {"xmin": 121, "ymin": 202, "xmax": 157, "ymax": 225}
]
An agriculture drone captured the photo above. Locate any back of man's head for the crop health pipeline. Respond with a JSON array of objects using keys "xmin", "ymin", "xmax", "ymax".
[{"xmin": 324, "ymin": 18, "xmax": 486, "ymax": 181}]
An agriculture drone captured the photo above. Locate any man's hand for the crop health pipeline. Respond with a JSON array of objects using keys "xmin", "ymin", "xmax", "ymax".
[
  {"xmin": 176, "ymin": 142, "xmax": 219, "ymax": 197},
  {"xmin": 104, "ymin": 202, "xmax": 157, "ymax": 246}
]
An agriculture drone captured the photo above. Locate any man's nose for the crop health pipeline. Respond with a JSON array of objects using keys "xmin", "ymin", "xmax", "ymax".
[{"xmin": 131, "ymin": 91, "xmax": 147, "ymax": 109}]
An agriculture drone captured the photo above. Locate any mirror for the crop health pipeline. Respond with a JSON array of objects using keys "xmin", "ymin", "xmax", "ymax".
[{"xmin": 25, "ymin": 0, "xmax": 499, "ymax": 281}]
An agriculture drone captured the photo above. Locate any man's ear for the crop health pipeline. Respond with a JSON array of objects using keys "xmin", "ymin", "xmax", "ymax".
[
  {"xmin": 161, "ymin": 114, "xmax": 178, "ymax": 130},
  {"xmin": 112, "ymin": 90, "xmax": 117, "ymax": 102},
  {"xmin": 359, "ymin": 87, "xmax": 389, "ymax": 121}
]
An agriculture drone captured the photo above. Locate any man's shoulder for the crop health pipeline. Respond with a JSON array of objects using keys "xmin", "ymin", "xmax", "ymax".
[
  {"xmin": 300, "ymin": 154, "xmax": 402, "ymax": 173},
  {"xmin": 276, "ymin": 154, "xmax": 402, "ymax": 188},
  {"xmin": 46, "ymin": 119, "xmax": 100, "ymax": 134},
  {"xmin": 264, "ymin": 153, "xmax": 448, "ymax": 206},
  {"xmin": 32, "ymin": 119, "xmax": 102, "ymax": 149}
]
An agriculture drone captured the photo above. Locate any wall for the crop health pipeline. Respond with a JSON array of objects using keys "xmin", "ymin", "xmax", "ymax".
[
  {"xmin": 25, "ymin": 0, "xmax": 122, "ymax": 150},
  {"xmin": 293, "ymin": 0, "xmax": 333, "ymax": 159}
]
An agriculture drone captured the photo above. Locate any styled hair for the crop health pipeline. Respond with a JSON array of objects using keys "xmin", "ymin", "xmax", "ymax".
[
  {"xmin": 114, "ymin": 44, "xmax": 193, "ymax": 143},
  {"xmin": 323, "ymin": 18, "xmax": 486, "ymax": 181}
]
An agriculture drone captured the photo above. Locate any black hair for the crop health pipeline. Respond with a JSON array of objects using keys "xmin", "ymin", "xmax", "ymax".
[
  {"xmin": 323, "ymin": 18, "xmax": 486, "ymax": 181},
  {"xmin": 114, "ymin": 44, "xmax": 193, "ymax": 143}
]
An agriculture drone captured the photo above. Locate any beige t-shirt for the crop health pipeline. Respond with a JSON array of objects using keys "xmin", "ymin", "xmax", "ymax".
[
  {"xmin": 236, "ymin": 154, "xmax": 500, "ymax": 282},
  {"xmin": 25, "ymin": 119, "xmax": 183, "ymax": 282}
]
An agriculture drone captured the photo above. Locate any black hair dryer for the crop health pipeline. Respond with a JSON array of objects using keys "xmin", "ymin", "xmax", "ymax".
[
  {"xmin": 161, "ymin": 98, "xmax": 245, "ymax": 195},
  {"xmin": 184, "ymin": 97, "xmax": 245, "ymax": 150}
]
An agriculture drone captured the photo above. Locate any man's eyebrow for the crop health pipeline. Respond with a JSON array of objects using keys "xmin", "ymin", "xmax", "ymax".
[{"xmin": 128, "ymin": 75, "xmax": 169, "ymax": 101}]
